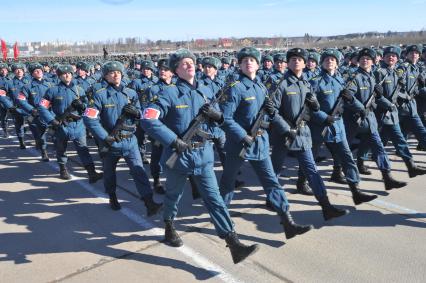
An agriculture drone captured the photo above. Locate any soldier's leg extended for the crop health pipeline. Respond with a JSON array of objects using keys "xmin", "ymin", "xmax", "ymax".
[
  {"xmin": 73, "ymin": 133, "xmax": 103, "ymax": 184},
  {"xmin": 219, "ymin": 153, "xmax": 244, "ymax": 206},
  {"xmin": 124, "ymin": 137, "xmax": 161, "ymax": 216},
  {"xmin": 13, "ymin": 114, "xmax": 26, "ymax": 149},
  {"xmin": 324, "ymin": 142, "xmax": 346, "ymax": 184},
  {"xmin": 382, "ymin": 124, "xmax": 426, "ymax": 178},
  {"xmin": 326, "ymin": 140, "xmax": 377, "ymax": 205},
  {"xmin": 150, "ymin": 142, "xmax": 164, "ymax": 194},
  {"xmin": 103, "ymin": 153, "xmax": 121, "ymax": 210},
  {"xmin": 296, "ymin": 149, "xmax": 349, "ymax": 220},
  {"xmin": 400, "ymin": 113, "xmax": 426, "ymax": 149},
  {"xmin": 55, "ymin": 135, "xmax": 71, "ymax": 180},
  {"xmin": 249, "ymin": 157, "xmax": 313, "ymax": 239}
]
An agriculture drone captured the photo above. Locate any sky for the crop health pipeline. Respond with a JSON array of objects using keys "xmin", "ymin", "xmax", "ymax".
[{"xmin": 1, "ymin": 0, "xmax": 425, "ymax": 43}]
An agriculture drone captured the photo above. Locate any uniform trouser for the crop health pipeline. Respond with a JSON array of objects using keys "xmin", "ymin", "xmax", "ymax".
[
  {"xmin": 213, "ymin": 135, "xmax": 226, "ymax": 166},
  {"xmin": 325, "ymin": 140, "xmax": 360, "ymax": 184},
  {"xmin": 12, "ymin": 113, "xmax": 25, "ymax": 138},
  {"xmin": 150, "ymin": 142, "xmax": 163, "ymax": 178},
  {"xmin": 135, "ymin": 127, "xmax": 147, "ymax": 157},
  {"xmin": 55, "ymin": 131, "xmax": 93, "ymax": 166},
  {"xmin": 379, "ymin": 124, "xmax": 413, "ymax": 162},
  {"xmin": 354, "ymin": 131, "xmax": 391, "ymax": 171},
  {"xmin": 271, "ymin": 144, "xmax": 327, "ymax": 200},
  {"xmin": 28, "ymin": 121, "xmax": 47, "ymax": 150},
  {"xmin": 0, "ymin": 107, "xmax": 7, "ymax": 130},
  {"xmin": 399, "ymin": 114, "xmax": 426, "ymax": 148},
  {"xmin": 164, "ymin": 164, "xmax": 234, "ymax": 238},
  {"xmin": 220, "ymin": 153, "xmax": 290, "ymax": 215},
  {"xmin": 103, "ymin": 138, "xmax": 152, "ymax": 198}
]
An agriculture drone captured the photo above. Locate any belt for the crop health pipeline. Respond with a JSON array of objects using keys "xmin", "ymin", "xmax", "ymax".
[
  {"xmin": 117, "ymin": 132, "xmax": 133, "ymax": 139},
  {"xmin": 255, "ymin": 129, "xmax": 264, "ymax": 136},
  {"xmin": 190, "ymin": 141, "xmax": 205, "ymax": 149}
]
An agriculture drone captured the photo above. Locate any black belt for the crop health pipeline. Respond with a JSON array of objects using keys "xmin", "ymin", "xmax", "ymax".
[
  {"xmin": 190, "ymin": 141, "xmax": 205, "ymax": 149},
  {"xmin": 117, "ymin": 132, "xmax": 133, "ymax": 139}
]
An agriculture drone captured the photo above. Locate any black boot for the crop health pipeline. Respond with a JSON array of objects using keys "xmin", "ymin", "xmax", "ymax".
[
  {"xmin": 416, "ymin": 143, "xmax": 426, "ymax": 151},
  {"xmin": 41, "ymin": 149, "xmax": 49, "ymax": 162},
  {"xmin": 188, "ymin": 176, "xmax": 201, "ymax": 200},
  {"xmin": 18, "ymin": 137, "xmax": 26, "ymax": 149},
  {"xmin": 281, "ymin": 211, "xmax": 313, "ymax": 239},
  {"xmin": 142, "ymin": 194, "xmax": 162, "ymax": 216},
  {"xmin": 405, "ymin": 159, "xmax": 426, "ymax": 178},
  {"xmin": 109, "ymin": 192, "xmax": 121, "ymax": 210},
  {"xmin": 349, "ymin": 183, "xmax": 377, "ymax": 205},
  {"xmin": 225, "ymin": 231, "xmax": 259, "ymax": 264},
  {"xmin": 319, "ymin": 196, "xmax": 349, "ymax": 221},
  {"xmin": 234, "ymin": 179, "xmax": 245, "ymax": 188},
  {"xmin": 164, "ymin": 220, "xmax": 183, "ymax": 247},
  {"xmin": 153, "ymin": 177, "xmax": 165, "ymax": 194},
  {"xmin": 330, "ymin": 166, "xmax": 347, "ymax": 184},
  {"xmin": 265, "ymin": 199, "xmax": 274, "ymax": 211},
  {"xmin": 59, "ymin": 164, "xmax": 71, "ymax": 180},
  {"xmin": 357, "ymin": 159, "xmax": 371, "ymax": 175},
  {"xmin": 296, "ymin": 174, "xmax": 314, "ymax": 195},
  {"xmin": 381, "ymin": 170, "xmax": 407, "ymax": 190},
  {"xmin": 2, "ymin": 129, "xmax": 8, "ymax": 138},
  {"xmin": 85, "ymin": 164, "xmax": 103, "ymax": 184}
]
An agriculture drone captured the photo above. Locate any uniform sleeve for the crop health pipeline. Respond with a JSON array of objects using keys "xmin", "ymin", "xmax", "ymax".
[
  {"xmin": 16, "ymin": 86, "xmax": 33, "ymax": 113},
  {"xmin": 344, "ymin": 79, "xmax": 365, "ymax": 112},
  {"xmin": 309, "ymin": 82, "xmax": 329, "ymax": 125},
  {"xmin": 83, "ymin": 91, "xmax": 109, "ymax": 141},
  {"xmin": 270, "ymin": 85, "xmax": 291, "ymax": 135},
  {"xmin": 219, "ymin": 85, "xmax": 247, "ymax": 142},
  {"xmin": 37, "ymin": 88, "xmax": 55, "ymax": 124},
  {"xmin": 140, "ymin": 92, "xmax": 177, "ymax": 147}
]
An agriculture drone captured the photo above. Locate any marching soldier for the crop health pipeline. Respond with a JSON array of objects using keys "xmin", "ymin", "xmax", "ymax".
[{"xmin": 141, "ymin": 49, "xmax": 259, "ymax": 264}]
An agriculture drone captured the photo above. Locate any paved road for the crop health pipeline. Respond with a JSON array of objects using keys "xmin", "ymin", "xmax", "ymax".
[{"xmin": 1, "ymin": 133, "xmax": 425, "ymax": 283}]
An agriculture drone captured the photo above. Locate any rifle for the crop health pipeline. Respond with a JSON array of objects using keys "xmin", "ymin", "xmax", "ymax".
[
  {"xmin": 165, "ymin": 83, "xmax": 232, "ymax": 169},
  {"xmin": 99, "ymin": 97, "xmax": 137, "ymax": 155},
  {"xmin": 238, "ymin": 75, "xmax": 286, "ymax": 159},
  {"xmin": 384, "ymin": 75, "xmax": 404, "ymax": 117},
  {"xmin": 284, "ymin": 104, "xmax": 311, "ymax": 147},
  {"xmin": 356, "ymin": 74, "xmax": 388, "ymax": 125},
  {"xmin": 47, "ymin": 103, "xmax": 80, "ymax": 135}
]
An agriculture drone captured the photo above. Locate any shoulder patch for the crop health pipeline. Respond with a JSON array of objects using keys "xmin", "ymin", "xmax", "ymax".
[
  {"xmin": 84, "ymin": 107, "xmax": 99, "ymax": 119},
  {"xmin": 142, "ymin": 107, "xmax": 160, "ymax": 120},
  {"xmin": 17, "ymin": 92, "xmax": 26, "ymax": 100},
  {"xmin": 95, "ymin": 87, "xmax": 106, "ymax": 93},
  {"xmin": 40, "ymin": 98, "xmax": 51, "ymax": 108}
]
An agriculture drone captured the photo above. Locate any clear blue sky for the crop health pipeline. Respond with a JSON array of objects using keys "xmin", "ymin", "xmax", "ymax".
[{"xmin": 1, "ymin": 0, "xmax": 425, "ymax": 43}]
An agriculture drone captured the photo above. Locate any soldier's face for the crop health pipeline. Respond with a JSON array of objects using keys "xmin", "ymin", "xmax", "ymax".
[
  {"xmin": 32, "ymin": 69, "xmax": 43, "ymax": 80},
  {"xmin": 407, "ymin": 51, "xmax": 420, "ymax": 63},
  {"xmin": 306, "ymin": 59, "xmax": 317, "ymax": 69},
  {"xmin": 383, "ymin": 53, "xmax": 398, "ymax": 66},
  {"xmin": 288, "ymin": 56, "xmax": 305, "ymax": 73},
  {"xmin": 14, "ymin": 69, "xmax": 24, "ymax": 78},
  {"xmin": 59, "ymin": 72, "xmax": 73, "ymax": 84},
  {"xmin": 203, "ymin": 65, "xmax": 217, "ymax": 77},
  {"xmin": 350, "ymin": 57, "xmax": 358, "ymax": 65},
  {"xmin": 0, "ymin": 68, "xmax": 7, "ymax": 76},
  {"xmin": 176, "ymin": 58, "xmax": 195, "ymax": 81},
  {"xmin": 142, "ymin": 68, "xmax": 152, "ymax": 78},
  {"xmin": 43, "ymin": 66, "xmax": 50, "ymax": 73},
  {"xmin": 105, "ymin": 71, "xmax": 122, "ymax": 86},
  {"xmin": 77, "ymin": 69, "xmax": 87, "ymax": 77},
  {"xmin": 239, "ymin": 57, "xmax": 259, "ymax": 77},
  {"xmin": 222, "ymin": 63, "xmax": 230, "ymax": 69},
  {"xmin": 274, "ymin": 61, "xmax": 286, "ymax": 73},
  {"xmin": 159, "ymin": 67, "xmax": 173, "ymax": 81},
  {"xmin": 322, "ymin": 56, "xmax": 337, "ymax": 72},
  {"xmin": 359, "ymin": 56, "xmax": 373, "ymax": 70},
  {"xmin": 263, "ymin": 60, "xmax": 273, "ymax": 69}
]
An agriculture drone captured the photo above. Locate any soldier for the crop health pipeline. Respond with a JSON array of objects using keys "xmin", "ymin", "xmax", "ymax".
[
  {"xmin": 218, "ymin": 57, "xmax": 231, "ymax": 79},
  {"xmin": 269, "ymin": 48, "xmax": 349, "ymax": 220},
  {"xmin": 309, "ymin": 49, "xmax": 377, "ymax": 205},
  {"xmin": 75, "ymin": 62, "xmax": 96, "ymax": 93},
  {"xmin": 341, "ymin": 48, "xmax": 406, "ymax": 190},
  {"xmin": 0, "ymin": 63, "xmax": 11, "ymax": 137},
  {"xmin": 83, "ymin": 61, "xmax": 162, "ymax": 214},
  {"xmin": 257, "ymin": 54, "xmax": 274, "ymax": 83},
  {"xmin": 38, "ymin": 64, "xmax": 103, "ymax": 183},
  {"xmin": 140, "ymin": 49, "xmax": 259, "ymax": 264},
  {"xmin": 304, "ymin": 51, "xmax": 321, "ymax": 80},
  {"xmin": 396, "ymin": 45, "xmax": 426, "ymax": 151},
  {"xmin": 219, "ymin": 47, "xmax": 313, "ymax": 239},
  {"xmin": 18, "ymin": 63, "xmax": 54, "ymax": 161}
]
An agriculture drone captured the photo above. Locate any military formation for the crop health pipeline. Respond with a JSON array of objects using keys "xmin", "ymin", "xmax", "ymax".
[{"xmin": 1, "ymin": 43, "xmax": 426, "ymax": 264}]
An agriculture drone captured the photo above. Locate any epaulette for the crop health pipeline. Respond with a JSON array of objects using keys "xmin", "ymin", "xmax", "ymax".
[
  {"xmin": 228, "ymin": 80, "xmax": 240, "ymax": 88},
  {"xmin": 95, "ymin": 87, "xmax": 106, "ymax": 93},
  {"xmin": 310, "ymin": 75, "xmax": 321, "ymax": 81}
]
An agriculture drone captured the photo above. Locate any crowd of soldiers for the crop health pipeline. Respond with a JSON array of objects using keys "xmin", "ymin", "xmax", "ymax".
[{"xmin": 1, "ymin": 43, "xmax": 426, "ymax": 264}]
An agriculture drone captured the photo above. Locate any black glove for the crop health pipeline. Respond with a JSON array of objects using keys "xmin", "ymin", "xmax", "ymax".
[
  {"xmin": 51, "ymin": 119, "xmax": 61, "ymax": 130},
  {"xmin": 325, "ymin": 115, "xmax": 336, "ymax": 126},
  {"xmin": 305, "ymin": 93, "xmax": 320, "ymax": 111},
  {"xmin": 31, "ymin": 108, "xmax": 39, "ymax": 117},
  {"xmin": 123, "ymin": 104, "xmax": 141, "ymax": 119},
  {"xmin": 71, "ymin": 99, "xmax": 86, "ymax": 112},
  {"xmin": 200, "ymin": 103, "xmax": 223, "ymax": 122},
  {"xmin": 418, "ymin": 74, "xmax": 426, "ymax": 88},
  {"xmin": 397, "ymin": 96, "xmax": 409, "ymax": 106},
  {"xmin": 284, "ymin": 129, "xmax": 297, "ymax": 140},
  {"xmin": 104, "ymin": 135, "xmax": 116, "ymax": 147},
  {"xmin": 263, "ymin": 97, "xmax": 276, "ymax": 116},
  {"xmin": 340, "ymin": 89, "xmax": 353, "ymax": 102},
  {"xmin": 397, "ymin": 77, "xmax": 406, "ymax": 89},
  {"xmin": 242, "ymin": 135, "xmax": 254, "ymax": 147},
  {"xmin": 8, "ymin": 106, "xmax": 18, "ymax": 115},
  {"xmin": 374, "ymin": 84, "xmax": 384, "ymax": 98},
  {"xmin": 172, "ymin": 138, "xmax": 189, "ymax": 153},
  {"xmin": 358, "ymin": 108, "xmax": 366, "ymax": 119}
]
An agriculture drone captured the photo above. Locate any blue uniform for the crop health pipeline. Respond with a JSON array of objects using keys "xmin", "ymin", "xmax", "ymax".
[
  {"xmin": 83, "ymin": 83, "xmax": 153, "ymax": 198},
  {"xmin": 140, "ymin": 77, "xmax": 234, "ymax": 238},
  {"xmin": 269, "ymin": 71, "xmax": 328, "ymax": 201},
  {"xmin": 219, "ymin": 73, "xmax": 290, "ymax": 215},
  {"xmin": 342, "ymin": 67, "xmax": 391, "ymax": 172},
  {"xmin": 38, "ymin": 81, "xmax": 94, "ymax": 166},
  {"xmin": 9, "ymin": 76, "xmax": 31, "ymax": 138}
]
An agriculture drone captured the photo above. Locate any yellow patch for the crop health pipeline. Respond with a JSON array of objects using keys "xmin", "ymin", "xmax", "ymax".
[
  {"xmin": 360, "ymin": 87, "xmax": 368, "ymax": 90},
  {"xmin": 96, "ymin": 88, "xmax": 106, "ymax": 93},
  {"xmin": 55, "ymin": 96, "xmax": 63, "ymax": 100},
  {"xmin": 104, "ymin": 104, "xmax": 115, "ymax": 108},
  {"xmin": 176, "ymin": 105, "xmax": 189, "ymax": 109},
  {"xmin": 244, "ymin": 96, "xmax": 256, "ymax": 101},
  {"xmin": 287, "ymin": 91, "xmax": 297, "ymax": 95},
  {"xmin": 385, "ymin": 80, "xmax": 392, "ymax": 84},
  {"xmin": 322, "ymin": 90, "xmax": 333, "ymax": 94},
  {"xmin": 408, "ymin": 75, "xmax": 415, "ymax": 79}
]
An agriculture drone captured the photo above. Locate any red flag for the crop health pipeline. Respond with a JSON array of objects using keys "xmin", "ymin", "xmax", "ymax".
[
  {"xmin": 13, "ymin": 42, "xmax": 19, "ymax": 60},
  {"xmin": 1, "ymin": 39, "xmax": 7, "ymax": 60}
]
